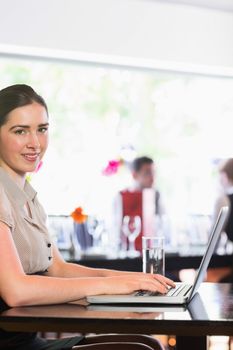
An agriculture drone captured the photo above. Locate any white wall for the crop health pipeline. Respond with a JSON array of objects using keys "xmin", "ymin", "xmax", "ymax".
[{"xmin": 0, "ymin": 0, "xmax": 233, "ymax": 75}]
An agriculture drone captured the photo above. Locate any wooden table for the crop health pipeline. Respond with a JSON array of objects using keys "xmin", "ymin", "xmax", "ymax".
[{"xmin": 0, "ymin": 283, "xmax": 232, "ymax": 350}]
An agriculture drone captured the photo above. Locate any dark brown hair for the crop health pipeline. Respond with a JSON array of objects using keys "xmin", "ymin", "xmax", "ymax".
[
  {"xmin": 131, "ymin": 156, "xmax": 154, "ymax": 172},
  {"xmin": 0, "ymin": 84, "xmax": 48, "ymax": 127},
  {"xmin": 219, "ymin": 158, "xmax": 233, "ymax": 182}
]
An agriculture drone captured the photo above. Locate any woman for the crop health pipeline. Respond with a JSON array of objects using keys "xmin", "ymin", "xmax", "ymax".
[{"xmin": 0, "ymin": 84, "xmax": 174, "ymax": 350}]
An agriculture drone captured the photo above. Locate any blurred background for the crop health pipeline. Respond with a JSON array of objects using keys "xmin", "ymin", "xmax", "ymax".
[
  {"xmin": 1, "ymin": 56, "xmax": 233, "ymax": 241},
  {"xmin": 0, "ymin": 0, "xmax": 233, "ymax": 251}
]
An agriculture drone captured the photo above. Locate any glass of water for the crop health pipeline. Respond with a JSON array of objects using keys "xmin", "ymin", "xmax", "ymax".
[{"xmin": 142, "ymin": 236, "xmax": 165, "ymax": 275}]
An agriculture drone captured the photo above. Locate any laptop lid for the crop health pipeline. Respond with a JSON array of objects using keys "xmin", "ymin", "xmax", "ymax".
[{"xmin": 188, "ymin": 206, "xmax": 229, "ymax": 301}]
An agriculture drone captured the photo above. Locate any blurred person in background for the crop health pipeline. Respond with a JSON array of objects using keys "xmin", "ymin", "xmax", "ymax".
[
  {"xmin": 212, "ymin": 158, "xmax": 233, "ymax": 282},
  {"xmin": 214, "ymin": 158, "xmax": 233, "ymax": 243},
  {"xmin": 130, "ymin": 156, "xmax": 165, "ymax": 216},
  {"xmin": 111, "ymin": 156, "xmax": 167, "ymax": 253}
]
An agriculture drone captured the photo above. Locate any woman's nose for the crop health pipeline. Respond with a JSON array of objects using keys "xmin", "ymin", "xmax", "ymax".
[{"xmin": 27, "ymin": 133, "xmax": 40, "ymax": 148}]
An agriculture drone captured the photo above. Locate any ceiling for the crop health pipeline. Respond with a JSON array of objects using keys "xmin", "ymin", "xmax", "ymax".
[{"xmin": 153, "ymin": 0, "xmax": 233, "ymax": 12}]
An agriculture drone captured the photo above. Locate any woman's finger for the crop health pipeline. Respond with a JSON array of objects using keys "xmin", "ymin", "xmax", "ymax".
[
  {"xmin": 153, "ymin": 274, "xmax": 176, "ymax": 287},
  {"xmin": 140, "ymin": 276, "xmax": 168, "ymax": 294}
]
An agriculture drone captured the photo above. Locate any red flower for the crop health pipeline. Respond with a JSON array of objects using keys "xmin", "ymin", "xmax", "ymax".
[
  {"xmin": 102, "ymin": 160, "xmax": 121, "ymax": 176},
  {"xmin": 71, "ymin": 207, "xmax": 88, "ymax": 224}
]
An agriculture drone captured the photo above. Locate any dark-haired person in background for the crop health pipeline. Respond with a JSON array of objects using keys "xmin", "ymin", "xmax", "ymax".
[
  {"xmin": 212, "ymin": 158, "xmax": 233, "ymax": 282},
  {"xmin": 111, "ymin": 156, "xmax": 166, "ymax": 253},
  {"xmin": 112, "ymin": 156, "xmax": 181, "ymax": 281},
  {"xmin": 130, "ymin": 156, "xmax": 165, "ymax": 216},
  {"xmin": 0, "ymin": 84, "xmax": 174, "ymax": 350},
  {"xmin": 214, "ymin": 158, "xmax": 233, "ymax": 242}
]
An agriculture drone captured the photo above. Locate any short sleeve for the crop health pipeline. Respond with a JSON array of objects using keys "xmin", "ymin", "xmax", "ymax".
[{"xmin": 0, "ymin": 184, "xmax": 14, "ymax": 229}]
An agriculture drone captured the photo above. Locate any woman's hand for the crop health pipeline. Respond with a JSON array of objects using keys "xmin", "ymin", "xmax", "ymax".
[{"xmin": 99, "ymin": 273, "xmax": 175, "ymax": 296}]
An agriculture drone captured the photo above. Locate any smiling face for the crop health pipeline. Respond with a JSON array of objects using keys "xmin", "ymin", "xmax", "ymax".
[{"xmin": 0, "ymin": 102, "xmax": 49, "ymax": 183}]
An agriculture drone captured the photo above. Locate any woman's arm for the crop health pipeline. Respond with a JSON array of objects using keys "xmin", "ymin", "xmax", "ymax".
[
  {"xmin": 47, "ymin": 244, "xmax": 174, "ymax": 286},
  {"xmin": 46, "ymin": 244, "xmax": 142, "ymax": 278},
  {"xmin": 45, "ymin": 244, "xmax": 112, "ymax": 278},
  {"xmin": 0, "ymin": 222, "xmax": 174, "ymax": 308}
]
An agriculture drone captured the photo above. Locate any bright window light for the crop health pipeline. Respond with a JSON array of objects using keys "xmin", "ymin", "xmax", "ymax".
[{"xmin": 1, "ymin": 56, "xmax": 233, "ymax": 226}]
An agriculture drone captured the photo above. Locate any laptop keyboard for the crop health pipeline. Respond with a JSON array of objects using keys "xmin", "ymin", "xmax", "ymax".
[{"xmin": 135, "ymin": 284, "xmax": 192, "ymax": 297}]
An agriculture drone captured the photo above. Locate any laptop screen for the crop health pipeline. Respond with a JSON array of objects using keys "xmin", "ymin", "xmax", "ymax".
[{"xmin": 189, "ymin": 206, "xmax": 229, "ymax": 300}]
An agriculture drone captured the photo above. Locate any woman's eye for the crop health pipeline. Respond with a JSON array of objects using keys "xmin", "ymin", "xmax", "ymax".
[
  {"xmin": 15, "ymin": 129, "xmax": 26, "ymax": 135},
  {"xmin": 38, "ymin": 127, "xmax": 48, "ymax": 133}
]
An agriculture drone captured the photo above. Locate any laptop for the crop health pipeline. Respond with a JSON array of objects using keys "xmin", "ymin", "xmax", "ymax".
[
  {"xmin": 87, "ymin": 291, "xmax": 208, "ymax": 320},
  {"xmin": 87, "ymin": 206, "xmax": 229, "ymax": 305}
]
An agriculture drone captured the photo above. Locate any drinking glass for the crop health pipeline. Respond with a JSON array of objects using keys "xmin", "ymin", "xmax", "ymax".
[
  {"xmin": 87, "ymin": 216, "xmax": 105, "ymax": 252},
  {"xmin": 142, "ymin": 236, "xmax": 165, "ymax": 275},
  {"xmin": 122, "ymin": 215, "xmax": 141, "ymax": 257}
]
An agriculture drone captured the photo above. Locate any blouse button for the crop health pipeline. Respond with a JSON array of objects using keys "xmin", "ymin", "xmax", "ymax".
[{"xmin": 47, "ymin": 243, "xmax": 51, "ymax": 248}]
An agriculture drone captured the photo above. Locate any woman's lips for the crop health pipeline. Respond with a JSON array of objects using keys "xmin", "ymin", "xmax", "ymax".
[{"xmin": 22, "ymin": 153, "xmax": 40, "ymax": 162}]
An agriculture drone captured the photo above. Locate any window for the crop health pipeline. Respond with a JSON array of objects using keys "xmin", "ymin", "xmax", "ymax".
[{"xmin": 1, "ymin": 55, "xmax": 233, "ymax": 227}]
